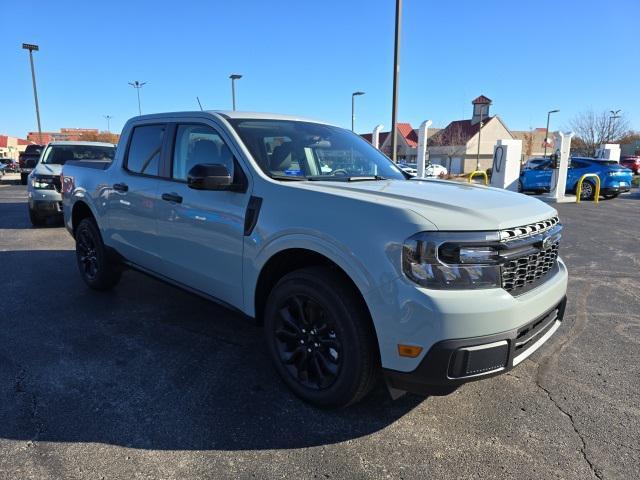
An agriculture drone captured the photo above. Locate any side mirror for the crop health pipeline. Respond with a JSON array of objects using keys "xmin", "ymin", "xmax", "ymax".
[{"xmin": 187, "ymin": 163, "xmax": 233, "ymax": 190}]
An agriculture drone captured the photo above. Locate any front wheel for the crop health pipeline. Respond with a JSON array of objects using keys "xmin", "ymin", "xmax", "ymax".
[
  {"xmin": 517, "ymin": 180, "xmax": 523, "ymax": 192},
  {"xmin": 75, "ymin": 218, "xmax": 121, "ymax": 290},
  {"xmin": 264, "ymin": 267, "xmax": 378, "ymax": 408}
]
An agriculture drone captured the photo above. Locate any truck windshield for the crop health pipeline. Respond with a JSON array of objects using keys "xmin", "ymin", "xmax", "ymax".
[
  {"xmin": 228, "ymin": 119, "xmax": 406, "ymax": 180},
  {"xmin": 41, "ymin": 145, "xmax": 115, "ymax": 165}
]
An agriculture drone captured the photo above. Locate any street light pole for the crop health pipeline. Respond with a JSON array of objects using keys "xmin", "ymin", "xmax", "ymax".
[
  {"xmin": 390, "ymin": 0, "xmax": 402, "ymax": 162},
  {"xmin": 104, "ymin": 115, "xmax": 112, "ymax": 133},
  {"xmin": 543, "ymin": 109, "xmax": 560, "ymax": 158},
  {"xmin": 229, "ymin": 74, "xmax": 242, "ymax": 111},
  {"xmin": 128, "ymin": 81, "xmax": 147, "ymax": 116},
  {"xmin": 351, "ymin": 91, "xmax": 365, "ymax": 132},
  {"xmin": 22, "ymin": 43, "xmax": 42, "ymax": 141},
  {"xmin": 608, "ymin": 109, "xmax": 621, "ymax": 142}
]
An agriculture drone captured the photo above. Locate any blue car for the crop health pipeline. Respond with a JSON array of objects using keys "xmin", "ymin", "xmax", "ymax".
[{"xmin": 519, "ymin": 157, "xmax": 633, "ymax": 200}]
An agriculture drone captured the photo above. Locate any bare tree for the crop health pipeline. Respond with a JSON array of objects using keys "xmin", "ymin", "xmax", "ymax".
[
  {"xmin": 566, "ymin": 109, "xmax": 632, "ymax": 156},
  {"xmin": 428, "ymin": 123, "xmax": 468, "ymax": 172}
]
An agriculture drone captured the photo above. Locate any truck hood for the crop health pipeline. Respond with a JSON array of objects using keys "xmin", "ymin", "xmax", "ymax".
[
  {"xmin": 33, "ymin": 163, "xmax": 62, "ymax": 176},
  {"xmin": 296, "ymin": 178, "xmax": 557, "ymax": 231}
]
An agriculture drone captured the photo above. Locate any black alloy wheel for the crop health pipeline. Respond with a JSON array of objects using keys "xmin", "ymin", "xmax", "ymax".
[
  {"xmin": 274, "ymin": 294, "xmax": 342, "ymax": 390},
  {"xmin": 76, "ymin": 226, "xmax": 99, "ymax": 282},
  {"xmin": 264, "ymin": 267, "xmax": 378, "ymax": 408},
  {"xmin": 75, "ymin": 218, "xmax": 121, "ymax": 290}
]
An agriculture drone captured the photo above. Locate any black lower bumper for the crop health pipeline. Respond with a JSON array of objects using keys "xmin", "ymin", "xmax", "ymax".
[
  {"xmin": 601, "ymin": 186, "xmax": 630, "ymax": 195},
  {"xmin": 29, "ymin": 199, "xmax": 63, "ymax": 215},
  {"xmin": 383, "ymin": 296, "xmax": 567, "ymax": 397}
]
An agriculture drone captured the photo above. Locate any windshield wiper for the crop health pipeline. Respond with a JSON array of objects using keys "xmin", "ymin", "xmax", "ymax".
[
  {"xmin": 269, "ymin": 174, "xmax": 308, "ymax": 181},
  {"xmin": 307, "ymin": 175, "xmax": 387, "ymax": 182}
]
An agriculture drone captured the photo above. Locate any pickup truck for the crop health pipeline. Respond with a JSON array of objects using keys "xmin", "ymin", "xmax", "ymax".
[
  {"xmin": 27, "ymin": 141, "xmax": 116, "ymax": 226},
  {"xmin": 62, "ymin": 111, "xmax": 568, "ymax": 407},
  {"xmin": 19, "ymin": 144, "xmax": 44, "ymax": 184}
]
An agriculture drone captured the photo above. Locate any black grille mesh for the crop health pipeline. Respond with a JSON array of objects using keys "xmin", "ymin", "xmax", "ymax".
[{"xmin": 501, "ymin": 242, "xmax": 559, "ymax": 293}]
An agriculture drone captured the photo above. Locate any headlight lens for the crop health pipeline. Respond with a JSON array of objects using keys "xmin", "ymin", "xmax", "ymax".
[
  {"xmin": 31, "ymin": 175, "xmax": 54, "ymax": 189},
  {"xmin": 402, "ymin": 231, "xmax": 502, "ymax": 289}
]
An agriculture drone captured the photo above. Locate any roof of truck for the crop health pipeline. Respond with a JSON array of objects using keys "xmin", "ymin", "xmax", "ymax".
[
  {"xmin": 46, "ymin": 141, "xmax": 116, "ymax": 147},
  {"xmin": 128, "ymin": 111, "xmax": 330, "ymax": 125}
]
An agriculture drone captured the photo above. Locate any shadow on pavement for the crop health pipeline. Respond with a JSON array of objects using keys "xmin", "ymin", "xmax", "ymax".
[
  {"xmin": 0, "ymin": 249, "xmax": 422, "ymax": 451},
  {"xmin": 0, "ymin": 202, "xmax": 64, "ymax": 230}
]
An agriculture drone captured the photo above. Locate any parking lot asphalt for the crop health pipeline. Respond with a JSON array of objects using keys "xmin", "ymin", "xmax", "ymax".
[{"xmin": 0, "ymin": 173, "xmax": 638, "ymax": 480}]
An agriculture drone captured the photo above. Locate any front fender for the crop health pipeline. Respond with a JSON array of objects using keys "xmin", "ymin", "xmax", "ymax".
[{"xmin": 242, "ymin": 229, "xmax": 386, "ymax": 317}]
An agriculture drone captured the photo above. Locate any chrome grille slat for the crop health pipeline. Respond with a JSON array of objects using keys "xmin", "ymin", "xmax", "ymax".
[
  {"xmin": 499, "ymin": 216, "xmax": 559, "ymax": 242},
  {"xmin": 499, "ymin": 216, "xmax": 561, "ymax": 295}
]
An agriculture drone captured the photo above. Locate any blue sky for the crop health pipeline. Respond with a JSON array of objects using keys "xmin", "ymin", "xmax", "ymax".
[{"xmin": 1, "ymin": 0, "xmax": 638, "ymax": 138}]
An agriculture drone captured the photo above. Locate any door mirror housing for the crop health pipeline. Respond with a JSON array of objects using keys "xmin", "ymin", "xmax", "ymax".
[{"xmin": 187, "ymin": 163, "xmax": 233, "ymax": 190}]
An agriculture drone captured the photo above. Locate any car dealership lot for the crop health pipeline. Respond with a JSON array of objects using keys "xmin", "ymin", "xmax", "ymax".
[{"xmin": 1, "ymin": 175, "xmax": 638, "ymax": 479}]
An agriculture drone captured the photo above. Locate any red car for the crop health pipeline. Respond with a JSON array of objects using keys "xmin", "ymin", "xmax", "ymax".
[{"xmin": 620, "ymin": 156, "xmax": 640, "ymax": 174}]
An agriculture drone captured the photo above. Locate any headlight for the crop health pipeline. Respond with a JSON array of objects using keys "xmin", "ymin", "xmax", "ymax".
[
  {"xmin": 402, "ymin": 231, "xmax": 502, "ymax": 289},
  {"xmin": 31, "ymin": 175, "xmax": 55, "ymax": 189}
]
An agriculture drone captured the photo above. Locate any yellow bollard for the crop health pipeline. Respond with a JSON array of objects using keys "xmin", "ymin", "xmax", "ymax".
[
  {"xmin": 575, "ymin": 173, "xmax": 601, "ymax": 204},
  {"xmin": 468, "ymin": 170, "xmax": 488, "ymax": 186}
]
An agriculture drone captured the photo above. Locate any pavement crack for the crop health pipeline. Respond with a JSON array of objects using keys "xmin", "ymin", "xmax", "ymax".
[
  {"xmin": 15, "ymin": 366, "xmax": 45, "ymax": 445},
  {"xmin": 537, "ymin": 382, "xmax": 601, "ymax": 479}
]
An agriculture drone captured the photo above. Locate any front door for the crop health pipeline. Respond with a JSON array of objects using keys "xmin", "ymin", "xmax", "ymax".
[
  {"xmin": 104, "ymin": 123, "xmax": 166, "ymax": 272},
  {"xmin": 155, "ymin": 122, "xmax": 250, "ymax": 307}
]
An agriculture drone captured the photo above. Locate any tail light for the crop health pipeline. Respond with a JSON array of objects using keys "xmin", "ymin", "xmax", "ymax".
[{"xmin": 61, "ymin": 174, "xmax": 74, "ymax": 195}]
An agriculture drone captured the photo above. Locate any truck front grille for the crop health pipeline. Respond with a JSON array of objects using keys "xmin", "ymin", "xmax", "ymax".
[{"xmin": 501, "ymin": 241, "xmax": 559, "ymax": 294}]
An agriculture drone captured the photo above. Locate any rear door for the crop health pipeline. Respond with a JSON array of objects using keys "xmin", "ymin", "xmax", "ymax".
[
  {"xmin": 104, "ymin": 123, "xmax": 167, "ymax": 272},
  {"xmin": 154, "ymin": 121, "xmax": 251, "ymax": 307}
]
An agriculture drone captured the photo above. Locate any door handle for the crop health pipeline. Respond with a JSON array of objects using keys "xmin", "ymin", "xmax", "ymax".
[
  {"xmin": 161, "ymin": 192, "xmax": 183, "ymax": 203},
  {"xmin": 113, "ymin": 182, "xmax": 128, "ymax": 192}
]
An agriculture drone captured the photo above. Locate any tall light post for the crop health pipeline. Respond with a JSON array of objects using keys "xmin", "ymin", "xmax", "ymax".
[
  {"xmin": 103, "ymin": 115, "xmax": 112, "ymax": 133},
  {"xmin": 22, "ymin": 43, "xmax": 42, "ymax": 142},
  {"xmin": 390, "ymin": 0, "xmax": 402, "ymax": 162},
  {"xmin": 543, "ymin": 109, "xmax": 560, "ymax": 158},
  {"xmin": 608, "ymin": 109, "xmax": 622, "ymax": 142},
  {"xmin": 128, "ymin": 81, "xmax": 146, "ymax": 116},
  {"xmin": 351, "ymin": 91, "xmax": 365, "ymax": 132},
  {"xmin": 229, "ymin": 74, "xmax": 242, "ymax": 111}
]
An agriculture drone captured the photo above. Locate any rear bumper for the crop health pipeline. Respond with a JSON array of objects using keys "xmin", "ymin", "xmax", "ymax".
[{"xmin": 383, "ymin": 296, "xmax": 567, "ymax": 396}]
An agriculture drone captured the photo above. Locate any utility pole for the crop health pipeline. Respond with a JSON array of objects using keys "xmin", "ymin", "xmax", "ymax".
[
  {"xmin": 22, "ymin": 43, "xmax": 42, "ymax": 142},
  {"xmin": 543, "ymin": 109, "xmax": 559, "ymax": 158},
  {"xmin": 128, "ymin": 81, "xmax": 146, "ymax": 115},
  {"xmin": 104, "ymin": 115, "xmax": 112, "ymax": 133},
  {"xmin": 229, "ymin": 74, "xmax": 242, "ymax": 111},
  {"xmin": 351, "ymin": 91, "xmax": 365, "ymax": 132},
  {"xmin": 390, "ymin": 0, "xmax": 402, "ymax": 162}
]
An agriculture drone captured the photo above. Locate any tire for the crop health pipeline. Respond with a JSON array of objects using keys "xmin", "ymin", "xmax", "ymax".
[
  {"xmin": 20, "ymin": 173, "xmax": 28, "ymax": 185},
  {"xmin": 579, "ymin": 180, "xmax": 596, "ymax": 201},
  {"xmin": 28, "ymin": 208, "xmax": 46, "ymax": 227},
  {"xmin": 75, "ymin": 218, "xmax": 121, "ymax": 290},
  {"xmin": 517, "ymin": 180, "xmax": 523, "ymax": 193},
  {"xmin": 264, "ymin": 267, "xmax": 378, "ymax": 408}
]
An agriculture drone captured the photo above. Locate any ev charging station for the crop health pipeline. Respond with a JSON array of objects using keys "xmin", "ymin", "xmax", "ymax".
[
  {"xmin": 595, "ymin": 143, "xmax": 621, "ymax": 162},
  {"xmin": 542, "ymin": 131, "xmax": 575, "ymax": 203},
  {"xmin": 489, "ymin": 139, "xmax": 522, "ymax": 191},
  {"xmin": 416, "ymin": 120, "xmax": 433, "ymax": 177}
]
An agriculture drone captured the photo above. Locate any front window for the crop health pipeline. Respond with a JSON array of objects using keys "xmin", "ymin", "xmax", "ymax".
[
  {"xmin": 228, "ymin": 119, "xmax": 406, "ymax": 181},
  {"xmin": 41, "ymin": 144, "xmax": 115, "ymax": 165}
]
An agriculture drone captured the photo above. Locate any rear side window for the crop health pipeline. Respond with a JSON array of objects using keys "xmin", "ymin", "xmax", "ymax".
[{"xmin": 126, "ymin": 125, "xmax": 165, "ymax": 176}]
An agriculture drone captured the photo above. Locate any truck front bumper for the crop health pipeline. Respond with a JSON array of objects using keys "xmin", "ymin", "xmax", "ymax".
[
  {"xmin": 383, "ymin": 296, "xmax": 566, "ymax": 395},
  {"xmin": 28, "ymin": 189, "xmax": 63, "ymax": 216}
]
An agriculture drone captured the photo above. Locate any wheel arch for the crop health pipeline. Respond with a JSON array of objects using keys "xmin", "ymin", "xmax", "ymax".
[{"xmin": 71, "ymin": 199, "xmax": 99, "ymax": 235}]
